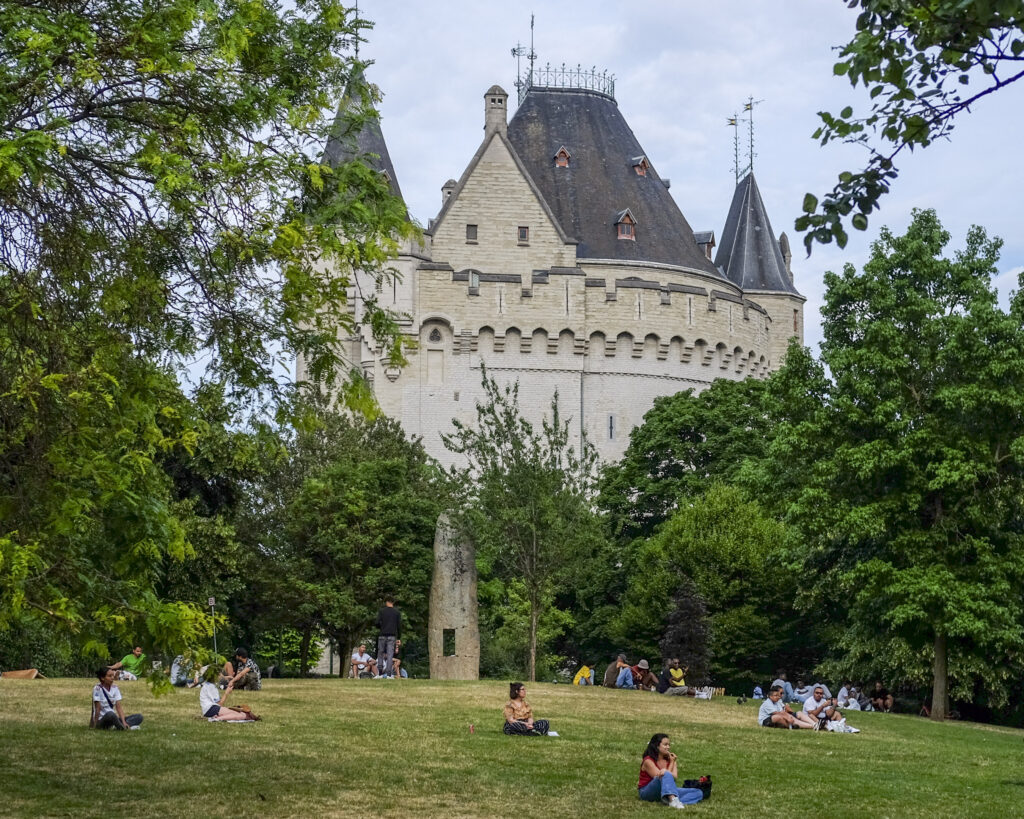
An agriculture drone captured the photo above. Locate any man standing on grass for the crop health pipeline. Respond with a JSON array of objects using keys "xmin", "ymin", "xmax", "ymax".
[{"xmin": 375, "ymin": 596, "xmax": 401, "ymax": 679}]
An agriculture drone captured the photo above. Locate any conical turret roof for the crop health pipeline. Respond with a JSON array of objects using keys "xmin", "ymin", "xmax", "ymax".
[
  {"xmin": 715, "ymin": 172, "xmax": 799, "ymax": 294},
  {"xmin": 322, "ymin": 72, "xmax": 404, "ymax": 202},
  {"xmin": 507, "ymin": 87, "xmax": 722, "ymax": 276}
]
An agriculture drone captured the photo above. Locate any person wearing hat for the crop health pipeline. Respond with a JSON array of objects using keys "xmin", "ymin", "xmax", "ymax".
[{"xmin": 632, "ymin": 659, "xmax": 659, "ymax": 691}]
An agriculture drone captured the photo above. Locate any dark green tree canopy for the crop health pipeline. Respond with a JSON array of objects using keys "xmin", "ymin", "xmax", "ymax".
[
  {"xmin": 764, "ymin": 209, "xmax": 1024, "ymax": 717},
  {"xmin": 599, "ymin": 377, "xmax": 768, "ymax": 542},
  {"xmin": 800, "ymin": 1, "xmax": 1024, "ymax": 250}
]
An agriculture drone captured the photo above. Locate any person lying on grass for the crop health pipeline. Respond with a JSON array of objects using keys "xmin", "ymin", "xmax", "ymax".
[
  {"xmin": 91, "ymin": 666, "xmax": 143, "ymax": 730},
  {"xmin": 637, "ymin": 733, "xmax": 704, "ymax": 809},
  {"xmin": 199, "ymin": 665, "xmax": 251, "ymax": 721},
  {"xmin": 503, "ymin": 682, "xmax": 550, "ymax": 735},
  {"xmin": 757, "ymin": 684, "xmax": 808, "ymax": 728}
]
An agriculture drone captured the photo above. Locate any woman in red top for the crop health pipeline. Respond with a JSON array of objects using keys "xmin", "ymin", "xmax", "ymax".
[{"xmin": 637, "ymin": 733, "xmax": 704, "ymax": 808}]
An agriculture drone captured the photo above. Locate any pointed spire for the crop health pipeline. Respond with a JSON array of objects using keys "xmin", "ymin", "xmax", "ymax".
[
  {"xmin": 714, "ymin": 172, "xmax": 800, "ymax": 294},
  {"xmin": 322, "ymin": 69, "xmax": 405, "ymax": 203}
]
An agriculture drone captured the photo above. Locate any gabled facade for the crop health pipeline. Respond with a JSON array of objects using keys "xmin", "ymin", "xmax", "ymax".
[{"xmin": 308, "ymin": 78, "xmax": 805, "ymax": 466}]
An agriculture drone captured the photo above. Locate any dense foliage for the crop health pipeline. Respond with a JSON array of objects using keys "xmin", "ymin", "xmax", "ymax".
[
  {"xmin": 0, "ymin": 0, "xmax": 411, "ymax": 665},
  {"xmin": 800, "ymin": 0, "xmax": 1024, "ymax": 250},
  {"xmin": 444, "ymin": 371, "xmax": 608, "ymax": 681},
  {"xmin": 761, "ymin": 209, "xmax": 1024, "ymax": 719}
]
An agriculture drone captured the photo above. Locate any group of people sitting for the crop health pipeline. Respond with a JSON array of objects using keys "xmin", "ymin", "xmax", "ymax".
[
  {"xmin": 757, "ymin": 683, "xmax": 860, "ymax": 732},
  {"xmin": 754, "ymin": 672, "xmax": 894, "ymax": 713},
  {"xmin": 576, "ymin": 655, "xmax": 693, "ymax": 695},
  {"xmin": 92, "ymin": 645, "xmax": 265, "ymax": 730},
  {"xmin": 350, "ymin": 640, "xmax": 407, "ymax": 679}
]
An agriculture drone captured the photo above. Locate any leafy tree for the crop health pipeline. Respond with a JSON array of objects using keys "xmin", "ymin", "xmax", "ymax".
[
  {"xmin": 799, "ymin": 0, "xmax": 1024, "ymax": 250},
  {"xmin": 763, "ymin": 210, "xmax": 1024, "ymax": 719},
  {"xmin": 259, "ymin": 411, "xmax": 441, "ymax": 675},
  {"xmin": 658, "ymin": 580, "xmax": 711, "ymax": 686},
  {"xmin": 0, "ymin": 1, "xmax": 411, "ymax": 656},
  {"xmin": 598, "ymin": 378, "xmax": 768, "ymax": 543},
  {"xmin": 613, "ymin": 483, "xmax": 810, "ymax": 691},
  {"xmin": 444, "ymin": 371, "xmax": 604, "ymax": 681}
]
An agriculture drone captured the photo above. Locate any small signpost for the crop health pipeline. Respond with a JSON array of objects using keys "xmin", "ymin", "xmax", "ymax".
[{"xmin": 209, "ymin": 597, "xmax": 217, "ymax": 656}]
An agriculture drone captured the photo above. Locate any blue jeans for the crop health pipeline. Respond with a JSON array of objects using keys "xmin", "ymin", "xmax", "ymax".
[
  {"xmin": 638, "ymin": 771, "xmax": 703, "ymax": 805},
  {"xmin": 616, "ymin": 667, "xmax": 635, "ymax": 689},
  {"xmin": 377, "ymin": 635, "xmax": 397, "ymax": 677}
]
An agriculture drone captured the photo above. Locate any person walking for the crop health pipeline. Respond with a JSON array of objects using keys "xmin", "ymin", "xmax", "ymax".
[{"xmin": 375, "ymin": 596, "xmax": 401, "ymax": 679}]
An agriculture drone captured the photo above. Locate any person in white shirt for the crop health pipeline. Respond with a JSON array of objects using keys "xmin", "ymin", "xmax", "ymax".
[
  {"xmin": 801, "ymin": 686, "xmax": 842, "ymax": 728},
  {"xmin": 758, "ymin": 685, "xmax": 802, "ymax": 728},
  {"xmin": 350, "ymin": 644, "xmax": 377, "ymax": 678},
  {"xmin": 91, "ymin": 666, "xmax": 143, "ymax": 730},
  {"xmin": 198, "ymin": 666, "xmax": 249, "ymax": 720}
]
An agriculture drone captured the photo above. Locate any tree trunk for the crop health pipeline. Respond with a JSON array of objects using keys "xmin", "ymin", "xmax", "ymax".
[
  {"xmin": 930, "ymin": 630, "xmax": 948, "ymax": 721},
  {"xmin": 529, "ymin": 599, "xmax": 538, "ymax": 683},
  {"xmin": 299, "ymin": 623, "xmax": 312, "ymax": 677}
]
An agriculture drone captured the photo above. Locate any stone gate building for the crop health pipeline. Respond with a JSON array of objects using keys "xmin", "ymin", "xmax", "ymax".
[{"xmin": 308, "ymin": 73, "xmax": 805, "ymax": 466}]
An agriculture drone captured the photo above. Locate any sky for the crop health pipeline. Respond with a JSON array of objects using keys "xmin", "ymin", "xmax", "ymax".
[{"xmin": 355, "ymin": 0, "xmax": 1023, "ymax": 352}]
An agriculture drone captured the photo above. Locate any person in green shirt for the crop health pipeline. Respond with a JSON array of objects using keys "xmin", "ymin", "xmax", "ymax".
[{"xmin": 113, "ymin": 646, "xmax": 146, "ymax": 680}]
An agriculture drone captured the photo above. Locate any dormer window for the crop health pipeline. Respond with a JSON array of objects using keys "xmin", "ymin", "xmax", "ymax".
[
  {"xmin": 554, "ymin": 146, "xmax": 571, "ymax": 168},
  {"xmin": 615, "ymin": 209, "xmax": 636, "ymax": 241},
  {"xmin": 632, "ymin": 155, "xmax": 649, "ymax": 176}
]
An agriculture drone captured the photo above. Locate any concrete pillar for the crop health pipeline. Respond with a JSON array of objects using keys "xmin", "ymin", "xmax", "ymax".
[{"xmin": 428, "ymin": 513, "xmax": 480, "ymax": 680}]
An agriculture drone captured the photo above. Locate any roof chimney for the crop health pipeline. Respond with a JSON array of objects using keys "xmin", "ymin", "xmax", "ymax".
[
  {"xmin": 484, "ymin": 85, "xmax": 508, "ymax": 136},
  {"xmin": 441, "ymin": 178, "xmax": 457, "ymax": 204}
]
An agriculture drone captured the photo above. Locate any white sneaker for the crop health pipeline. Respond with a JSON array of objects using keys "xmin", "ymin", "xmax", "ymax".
[
  {"xmin": 129, "ymin": 725, "xmax": 141, "ymax": 730},
  {"xmin": 666, "ymin": 796, "xmax": 685, "ymax": 809}
]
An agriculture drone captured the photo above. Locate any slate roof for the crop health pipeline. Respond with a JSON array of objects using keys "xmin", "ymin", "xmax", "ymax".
[
  {"xmin": 322, "ymin": 73, "xmax": 404, "ymax": 202},
  {"xmin": 507, "ymin": 87, "xmax": 723, "ymax": 276},
  {"xmin": 715, "ymin": 172, "xmax": 800, "ymax": 295}
]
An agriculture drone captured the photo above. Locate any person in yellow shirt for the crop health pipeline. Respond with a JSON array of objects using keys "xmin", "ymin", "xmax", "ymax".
[
  {"xmin": 661, "ymin": 658, "xmax": 693, "ymax": 696},
  {"xmin": 572, "ymin": 662, "xmax": 595, "ymax": 686}
]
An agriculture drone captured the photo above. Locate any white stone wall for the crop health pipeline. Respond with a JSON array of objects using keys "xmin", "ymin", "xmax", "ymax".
[{"xmin": 315, "ymin": 98, "xmax": 803, "ymax": 468}]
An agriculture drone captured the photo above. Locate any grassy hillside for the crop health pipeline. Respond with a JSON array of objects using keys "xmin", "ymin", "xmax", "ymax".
[{"xmin": 1, "ymin": 679, "xmax": 1021, "ymax": 817}]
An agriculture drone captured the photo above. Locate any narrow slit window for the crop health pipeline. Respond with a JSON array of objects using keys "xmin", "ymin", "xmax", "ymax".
[
  {"xmin": 466, "ymin": 224, "xmax": 478, "ymax": 241},
  {"xmin": 608, "ymin": 415, "xmax": 615, "ymax": 441},
  {"xmin": 518, "ymin": 226, "xmax": 529, "ymax": 243}
]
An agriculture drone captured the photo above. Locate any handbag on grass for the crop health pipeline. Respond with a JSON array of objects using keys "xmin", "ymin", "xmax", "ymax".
[{"xmin": 681, "ymin": 775, "xmax": 712, "ymax": 799}]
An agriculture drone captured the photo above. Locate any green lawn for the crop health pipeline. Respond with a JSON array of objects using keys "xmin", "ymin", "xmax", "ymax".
[{"xmin": 1, "ymin": 679, "xmax": 1022, "ymax": 817}]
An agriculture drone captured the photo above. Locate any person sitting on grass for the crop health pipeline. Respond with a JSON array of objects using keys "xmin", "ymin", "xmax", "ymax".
[
  {"xmin": 637, "ymin": 732, "xmax": 704, "ymax": 809},
  {"xmin": 573, "ymin": 661, "xmax": 596, "ymax": 686},
  {"xmin": 91, "ymin": 666, "xmax": 143, "ymax": 730},
  {"xmin": 752, "ymin": 684, "xmax": 764, "ymax": 699},
  {"xmin": 792, "ymin": 679, "xmax": 812, "ymax": 703},
  {"xmin": 111, "ymin": 646, "xmax": 146, "ymax": 681},
  {"xmin": 771, "ymin": 670, "xmax": 797, "ymax": 703},
  {"xmin": 604, "ymin": 654, "xmax": 631, "ymax": 688},
  {"xmin": 220, "ymin": 647, "xmax": 262, "ymax": 690},
  {"xmin": 503, "ymin": 682, "xmax": 550, "ymax": 735},
  {"xmin": 758, "ymin": 684, "xmax": 803, "ymax": 728},
  {"xmin": 350, "ymin": 644, "xmax": 377, "ymax": 678},
  {"xmin": 659, "ymin": 658, "xmax": 692, "ymax": 696},
  {"xmin": 632, "ymin": 659, "xmax": 659, "ymax": 691},
  {"xmin": 802, "ymin": 686, "xmax": 843, "ymax": 729},
  {"xmin": 871, "ymin": 681, "xmax": 894, "ymax": 712},
  {"xmin": 198, "ymin": 665, "xmax": 251, "ymax": 721}
]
